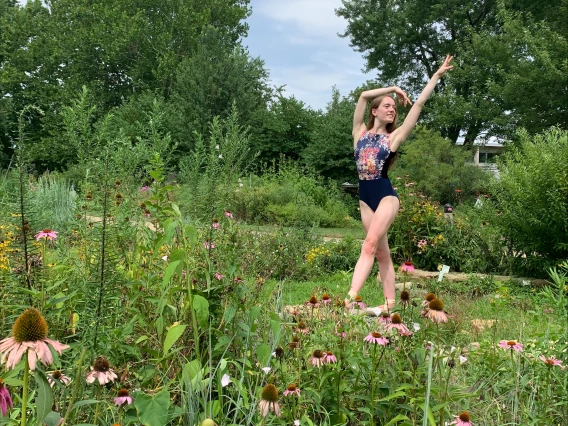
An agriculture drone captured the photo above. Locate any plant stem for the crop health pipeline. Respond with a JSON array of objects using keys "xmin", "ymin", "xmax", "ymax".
[
  {"xmin": 21, "ymin": 355, "xmax": 29, "ymax": 426},
  {"xmin": 60, "ymin": 348, "xmax": 86, "ymax": 426}
]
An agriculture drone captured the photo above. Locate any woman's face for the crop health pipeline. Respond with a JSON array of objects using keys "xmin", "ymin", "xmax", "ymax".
[{"xmin": 372, "ymin": 97, "xmax": 397, "ymax": 123}]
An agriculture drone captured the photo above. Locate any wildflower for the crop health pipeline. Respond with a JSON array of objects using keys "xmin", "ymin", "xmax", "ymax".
[
  {"xmin": 425, "ymin": 299, "xmax": 449, "ymax": 324},
  {"xmin": 378, "ymin": 312, "xmax": 392, "ymax": 325},
  {"xmin": 364, "ymin": 332, "xmax": 389, "ymax": 346},
  {"xmin": 324, "ymin": 351, "xmax": 337, "ymax": 364},
  {"xmin": 114, "ymin": 388, "xmax": 134, "ymax": 406},
  {"xmin": 288, "ymin": 336, "xmax": 300, "ymax": 349},
  {"xmin": 412, "ymin": 323, "xmax": 421, "ymax": 332},
  {"xmin": 387, "ymin": 313, "xmax": 412, "ymax": 336},
  {"xmin": 352, "ymin": 295, "xmax": 366, "ymax": 310},
  {"xmin": 459, "ymin": 355, "xmax": 468, "ymax": 365},
  {"xmin": 140, "ymin": 186, "xmax": 151, "ymax": 193},
  {"xmin": 259, "ymin": 384, "xmax": 280, "ymax": 417},
  {"xmin": 214, "ymin": 272, "xmax": 224, "ymax": 280},
  {"xmin": 417, "ymin": 239, "xmax": 427, "ymax": 248},
  {"xmin": 0, "ymin": 378, "xmax": 13, "ymax": 416},
  {"xmin": 234, "ymin": 276, "xmax": 244, "ymax": 283},
  {"xmin": 86, "ymin": 356, "xmax": 118, "ymax": 385},
  {"xmin": 498, "ymin": 340, "xmax": 523, "ymax": 352},
  {"xmin": 0, "ymin": 308, "xmax": 69, "ymax": 370},
  {"xmin": 400, "ymin": 290, "xmax": 410, "ymax": 307},
  {"xmin": 306, "ymin": 296, "xmax": 319, "ymax": 308},
  {"xmin": 309, "ymin": 350, "xmax": 326, "ymax": 367},
  {"xmin": 539, "ymin": 355, "xmax": 562, "ymax": 367},
  {"xmin": 422, "ymin": 293, "xmax": 437, "ymax": 307},
  {"xmin": 321, "ymin": 293, "xmax": 331, "ymax": 305},
  {"xmin": 273, "ymin": 347, "xmax": 284, "ymax": 359},
  {"xmin": 296, "ymin": 321, "xmax": 309, "ymax": 334},
  {"xmin": 221, "ymin": 374, "xmax": 231, "ymax": 387},
  {"xmin": 450, "ymin": 411, "xmax": 472, "ymax": 426},
  {"xmin": 35, "ymin": 229, "xmax": 58, "ymax": 241},
  {"xmin": 400, "ymin": 261, "xmax": 415, "ymax": 272},
  {"xmin": 261, "ymin": 367, "xmax": 271, "ymax": 374},
  {"xmin": 144, "ymin": 209, "xmax": 151, "ymax": 218},
  {"xmin": 294, "ymin": 420, "xmax": 300, "ymax": 426},
  {"xmin": 47, "ymin": 370, "xmax": 71, "ymax": 388},
  {"xmin": 283, "ymin": 383, "xmax": 301, "ymax": 397},
  {"xmin": 224, "ymin": 211, "xmax": 234, "ymax": 219},
  {"xmin": 212, "ymin": 219, "xmax": 220, "ymax": 229},
  {"xmin": 203, "ymin": 240, "xmax": 215, "ymax": 250}
]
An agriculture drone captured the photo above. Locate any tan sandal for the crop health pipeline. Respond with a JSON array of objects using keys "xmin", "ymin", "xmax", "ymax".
[{"xmin": 376, "ymin": 298, "xmax": 396, "ymax": 312}]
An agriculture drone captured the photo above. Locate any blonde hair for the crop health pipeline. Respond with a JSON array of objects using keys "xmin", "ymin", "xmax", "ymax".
[{"xmin": 367, "ymin": 95, "xmax": 398, "ymax": 133}]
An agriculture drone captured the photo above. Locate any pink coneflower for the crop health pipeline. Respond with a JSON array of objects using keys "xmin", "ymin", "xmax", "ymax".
[
  {"xmin": 498, "ymin": 340, "xmax": 523, "ymax": 352},
  {"xmin": 399, "ymin": 290, "xmax": 410, "ymax": 307},
  {"xmin": 0, "ymin": 308, "xmax": 69, "ymax": 370},
  {"xmin": 288, "ymin": 336, "xmax": 300, "ymax": 349},
  {"xmin": 306, "ymin": 296, "xmax": 319, "ymax": 308},
  {"xmin": 387, "ymin": 314, "xmax": 413, "ymax": 336},
  {"xmin": 224, "ymin": 211, "xmax": 234, "ymax": 219},
  {"xmin": 47, "ymin": 370, "xmax": 71, "ymax": 388},
  {"xmin": 364, "ymin": 332, "xmax": 389, "ymax": 346},
  {"xmin": 424, "ymin": 299, "xmax": 449, "ymax": 324},
  {"xmin": 296, "ymin": 321, "xmax": 309, "ymax": 334},
  {"xmin": 234, "ymin": 276, "xmax": 244, "ymax": 283},
  {"xmin": 214, "ymin": 272, "xmax": 224, "ymax": 280},
  {"xmin": 35, "ymin": 229, "xmax": 58, "ymax": 241},
  {"xmin": 400, "ymin": 261, "xmax": 415, "ymax": 272},
  {"xmin": 422, "ymin": 293, "xmax": 437, "ymax": 307},
  {"xmin": 114, "ymin": 388, "xmax": 134, "ymax": 406},
  {"xmin": 140, "ymin": 186, "xmax": 151, "ymax": 193},
  {"xmin": 324, "ymin": 351, "xmax": 337, "ymax": 364},
  {"xmin": 203, "ymin": 240, "xmax": 215, "ymax": 250},
  {"xmin": 212, "ymin": 219, "xmax": 220, "ymax": 229},
  {"xmin": 321, "ymin": 293, "xmax": 331, "ymax": 305},
  {"xmin": 378, "ymin": 312, "xmax": 392, "ymax": 325},
  {"xmin": 0, "ymin": 378, "xmax": 13, "ymax": 416},
  {"xmin": 450, "ymin": 411, "xmax": 472, "ymax": 426},
  {"xmin": 539, "ymin": 355, "xmax": 562, "ymax": 367},
  {"xmin": 310, "ymin": 350, "xmax": 326, "ymax": 367},
  {"xmin": 258, "ymin": 384, "xmax": 280, "ymax": 417},
  {"xmin": 352, "ymin": 295, "xmax": 366, "ymax": 310},
  {"xmin": 283, "ymin": 383, "xmax": 301, "ymax": 397},
  {"xmin": 86, "ymin": 357, "xmax": 118, "ymax": 385}
]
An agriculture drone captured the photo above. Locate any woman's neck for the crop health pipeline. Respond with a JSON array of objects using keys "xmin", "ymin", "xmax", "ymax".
[{"xmin": 370, "ymin": 124, "xmax": 388, "ymax": 134}]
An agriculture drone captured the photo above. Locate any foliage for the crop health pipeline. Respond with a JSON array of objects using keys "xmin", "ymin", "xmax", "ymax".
[{"xmin": 490, "ymin": 128, "xmax": 568, "ymax": 276}]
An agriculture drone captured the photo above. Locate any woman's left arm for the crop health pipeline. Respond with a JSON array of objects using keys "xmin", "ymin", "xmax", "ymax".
[{"xmin": 390, "ymin": 55, "xmax": 454, "ymax": 151}]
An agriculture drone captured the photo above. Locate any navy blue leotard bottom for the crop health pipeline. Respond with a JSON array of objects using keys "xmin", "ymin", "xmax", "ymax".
[{"xmin": 358, "ymin": 178, "xmax": 398, "ymax": 212}]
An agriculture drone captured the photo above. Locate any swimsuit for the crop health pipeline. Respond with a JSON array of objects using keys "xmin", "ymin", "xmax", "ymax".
[{"xmin": 354, "ymin": 131, "xmax": 398, "ymax": 212}]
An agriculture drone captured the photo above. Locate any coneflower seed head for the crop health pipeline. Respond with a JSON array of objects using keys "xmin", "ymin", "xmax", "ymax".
[
  {"xmin": 297, "ymin": 321, "xmax": 307, "ymax": 329},
  {"xmin": 322, "ymin": 293, "xmax": 330, "ymax": 300},
  {"xmin": 117, "ymin": 388, "xmax": 130, "ymax": 397},
  {"xmin": 309, "ymin": 296, "xmax": 318, "ymax": 304},
  {"xmin": 400, "ymin": 290, "xmax": 410, "ymax": 301},
  {"xmin": 312, "ymin": 350, "xmax": 324, "ymax": 358},
  {"xmin": 391, "ymin": 313, "xmax": 402, "ymax": 324},
  {"xmin": 287, "ymin": 384, "xmax": 297, "ymax": 392},
  {"xmin": 13, "ymin": 308, "xmax": 48, "ymax": 342},
  {"xmin": 354, "ymin": 295, "xmax": 363, "ymax": 302},
  {"xmin": 459, "ymin": 412, "xmax": 470, "ymax": 421},
  {"xmin": 507, "ymin": 340, "xmax": 517, "ymax": 346},
  {"xmin": 425, "ymin": 293, "xmax": 436, "ymax": 302},
  {"xmin": 93, "ymin": 357, "xmax": 111, "ymax": 372},
  {"xmin": 261, "ymin": 384, "xmax": 279, "ymax": 402},
  {"xmin": 292, "ymin": 336, "xmax": 300, "ymax": 343},
  {"xmin": 371, "ymin": 332, "xmax": 383, "ymax": 338},
  {"xmin": 429, "ymin": 299, "xmax": 444, "ymax": 311},
  {"xmin": 52, "ymin": 370, "xmax": 62, "ymax": 379}
]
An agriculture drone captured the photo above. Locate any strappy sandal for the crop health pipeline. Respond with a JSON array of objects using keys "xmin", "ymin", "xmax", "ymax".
[{"xmin": 376, "ymin": 298, "xmax": 396, "ymax": 312}]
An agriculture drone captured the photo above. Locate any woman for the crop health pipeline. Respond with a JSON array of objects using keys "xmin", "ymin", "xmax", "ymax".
[{"xmin": 346, "ymin": 55, "xmax": 454, "ymax": 312}]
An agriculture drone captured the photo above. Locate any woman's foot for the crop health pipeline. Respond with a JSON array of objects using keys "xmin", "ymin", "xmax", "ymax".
[{"xmin": 376, "ymin": 298, "xmax": 395, "ymax": 313}]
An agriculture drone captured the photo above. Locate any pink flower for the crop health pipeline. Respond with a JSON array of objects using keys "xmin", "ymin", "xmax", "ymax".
[
  {"xmin": 296, "ymin": 321, "xmax": 309, "ymax": 334},
  {"xmin": 499, "ymin": 340, "xmax": 523, "ymax": 352},
  {"xmin": 35, "ymin": 229, "xmax": 58, "ymax": 241},
  {"xmin": 214, "ymin": 272, "xmax": 224, "ymax": 280},
  {"xmin": 234, "ymin": 276, "xmax": 244, "ymax": 283},
  {"xmin": 364, "ymin": 332, "xmax": 389, "ymax": 345},
  {"xmin": 306, "ymin": 296, "xmax": 319, "ymax": 308},
  {"xmin": 47, "ymin": 370, "xmax": 71, "ymax": 388},
  {"xmin": 324, "ymin": 351, "xmax": 337, "ymax": 364},
  {"xmin": 400, "ymin": 261, "xmax": 415, "ymax": 272},
  {"xmin": 0, "ymin": 308, "xmax": 69, "ymax": 371},
  {"xmin": 321, "ymin": 294, "xmax": 331, "ymax": 305},
  {"xmin": 283, "ymin": 383, "xmax": 301, "ymax": 397},
  {"xmin": 212, "ymin": 219, "xmax": 220, "ymax": 229},
  {"xmin": 259, "ymin": 384, "xmax": 280, "ymax": 417},
  {"xmin": 386, "ymin": 314, "xmax": 412, "ymax": 336},
  {"xmin": 224, "ymin": 211, "xmax": 234, "ymax": 219},
  {"xmin": 417, "ymin": 239, "xmax": 428, "ymax": 248},
  {"xmin": 204, "ymin": 240, "xmax": 215, "ymax": 250},
  {"xmin": 539, "ymin": 355, "xmax": 562, "ymax": 367},
  {"xmin": 309, "ymin": 350, "xmax": 326, "ymax": 367},
  {"xmin": 86, "ymin": 357, "xmax": 118, "ymax": 385},
  {"xmin": 377, "ymin": 312, "xmax": 392, "ymax": 325},
  {"xmin": 450, "ymin": 411, "xmax": 472, "ymax": 426},
  {"xmin": 140, "ymin": 186, "xmax": 151, "ymax": 193},
  {"xmin": 0, "ymin": 378, "xmax": 13, "ymax": 416},
  {"xmin": 114, "ymin": 388, "xmax": 134, "ymax": 406}
]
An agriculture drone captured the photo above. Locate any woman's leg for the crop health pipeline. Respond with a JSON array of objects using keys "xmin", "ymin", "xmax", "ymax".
[
  {"xmin": 374, "ymin": 233, "xmax": 396, "ymax": 309},
  {"xmin": 347, "ymin": 196, "xmax": 399, "ymax": 302}
]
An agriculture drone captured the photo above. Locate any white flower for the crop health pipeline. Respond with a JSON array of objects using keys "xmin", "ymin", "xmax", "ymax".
[
  {"xmin": 161, "ymin": 255, "xmax": 168, "ymax": 261},
  {"xmin": 459, "ymin": 355, "xmax": 468, "ymax": 365},
  {"xmin": 215, "ymin": 145, "xmax": 220, "ymax": 150},
  {"xmin": 294, "ymin": 421, "xmax": 300, "ymax": 426},
  {"xmin": 218, "ymin": 154, "xmax": 223, "ymax": 159},
  {"xmin": 221, "ymin": 374, "xmax": 231, "ymax": 387},
  {"xmin": 412, "ymin": 323, "xmax": 420, "ymax": 332},
  {"xmin": 261, "ymin": 367, "xmax": 271, "ymax": 374}
]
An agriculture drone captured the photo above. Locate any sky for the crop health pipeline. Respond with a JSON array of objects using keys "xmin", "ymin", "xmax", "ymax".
[{"xmin": 244, "ymin": 0, "xmax": 372, "ymax": 111}]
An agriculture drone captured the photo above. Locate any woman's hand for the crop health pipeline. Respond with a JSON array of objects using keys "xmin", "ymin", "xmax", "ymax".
[
  {"xmin": 393, "ymin": 87, "xmax": 412, "ymax": 107},
  {"xmin": 434, "ymin": 55, "xmax": 454, "ymax": 78}
]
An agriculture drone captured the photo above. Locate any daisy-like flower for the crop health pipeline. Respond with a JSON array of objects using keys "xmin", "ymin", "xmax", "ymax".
[
  {"xmin": 221, "ymin": 374, "xmax": 231, "ymax": 387},
  {"xmin": 378, "ymin": 312, "xmax": 392, "ymax": 325},
  {"xmin": 47, "ymin": 370, "xmax": 71, "ymax": 388},
  {"xmin": 309, "ymin": 350, "xmax": 326, "ymax": 367},
  {"xmin": 363, "ymin": 332, "xmax": 389, "ymax": 346},
  {"xmin": 224, "ymin": 211, "xmax": 233, "ymax": 219},
  {"xmin": 321, "ymin": 293, "xmax": 331, "ymax": 305},
  {"xmin": 498, "ymin": 340, "xmax": 523, "ymax": 352},
  {"xmin": 296, "ymin": 321, "xmax": 309, "ymax": 334},
  {"xmin": 214, "ymin": 272, "xmax": 224, "ymax": 280},
  {"xmin": 212, "ymin": 219, "xmax": 220, "ymax": 229},
  {"xmin": 425, "ymin": 299, "xmax": 449, "ymax": 324},
  {"xmin": 140, "ymin": 186, "xmax": 151, "ymax": 193},
  {"xmin": 352, "ymin": 295, "xmax": 366, "ymax": 310},
  {"xmin": 324, "ymin": 351, "xmax": 337, "ymax": 364},
  {"xmin": 0, "ymin": 378, "xmax": 13, "ymax": 416},
  {"xmin": 306, "ymin": 296, "xmax": 319, "ymax": 308},
  {"xmin": 417, "ymin": 239, "xmax": 427, "ymax": 248},
  {"xmin": 283, "ymin": 383, "xmax": 301, "ymax": 397},
  {"xmin": 387, "ymin": 314, "xmax": 412, "ymax": 336},
  {"xmin": 288, "ymin": 336, "xmax": 300, "ymax": 349},
  {"xmin": 35, "ymin": 229, "xmax": 58, "ymax": 241},
  {"xmin": 258, "ymin": 384, "xmax": 280, "ymax": 417},
  {"xmin": 0, "ymin": 308, "xmax": 69, "ymax": 370},
  {"xmin": 203, "ymin": 240, "xmax": 215, "ymax": 250},
  {"xmin": 399, "ymin": 261, "xmax": 415, "ymax": 272},
  {"xmin": 539, "ymin": 355, "xmax": 562, "ymax": 367},
  {"xmin": 422, "ymin": 292, "xmax": 436, "ymax": 307},
  {"xmin": 114, "ymin": 388, "xmax": 134, "ymax": 406},
  {"xmin": 450, "ymin": 411, "xmax": 472, "ymax": 425},
  {"xmin": 261, "ymin": 367, "xmax": 271, "ymax": 374},
  {"xmin": 234, "ymin": 276, "xmax": 244, "ymax": 283},
  {"xmin": 399, "ymin": 290, "xmax": 410, "ymax": 307},
  {"xmin": 86, "ymin": 356, "xmax": 118, "ymax": 385}
]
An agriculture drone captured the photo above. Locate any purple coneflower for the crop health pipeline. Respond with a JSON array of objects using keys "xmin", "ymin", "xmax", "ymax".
[
  {"xmin": 399, "ymin": 290, "xmax": 410, "ymax": 307},
  {"xmin": 498, "ymin": 340, "xmax": 523, "ymax": 352},
  {"xmin": 296, "ymin": 321, "xmax": 309, "ymax": 334},
  {"xmin": 203, "ymin": 240, "xmax": 215, "ymax": 250},
  {"xmin": 0, "ymin": 308, "xmax": 69, "ymax": 370},
  {"xmin": 214, "ymin": 272, "xmax": 224, "ymax": 280},
  {"xmin": 47, "ymin": 370, "xmax": 71, "ymax": 388},
  {"xmin": 283, "ymin": 383, "xmax": 301, "ymax": 397},
  {"xmin": 234, "ymin": 276, "xmax": 244, "ymax": 283},
  {"xmin": 114, "ymin": 388, "xmax": 134, "ymax": 406},
  {"xmin": 364, "ymin": 332, "xmax": 389, "ymax": 346},
  {"xmin": 309, "ymin": 350, "xmax": 326, "ymax": 367},
  {"xmin": 258, "ymin": 384, "xmax": 280, "ymax": 417},
  {"xmin": 424, "ymin": 299, "xmax": 449, "ymax": 324},
  {"xmin": 224, "ymin": 211, "xmax": 233, "ymax": 219},
  {"xmin": 324, "ymin": 351, "xmax": 337, "ymax": 364},
  {"xmin": 288, "ymin": 336, "xmax": 300, "ymax": 349},
  {"xmin": 387, "ymin": 314, "xmax": 412, "ymax": 336},
  {"xmin": 212, "ymin": 219, "xmax": 220, "ymax": 229},
  {"xmin": 306, "ymin": 296, "xmax": 319, "ymax": 308},
  {"xmin": 321, "ymin": 293, "xmax": 331, "ymax": 305},
  {"xmin": 450, "ymin": 411, "xmax": 472, "ymax": 425},
  {"xmin": 422, "ymin": 292, "xmax": 437, "ymax": 308},
  {"xmin": 86, "ymin": 356, "xmax": 118, "ymax": 385},
  {"xmin": 35, "ymin": 229, "xmax": 58, "ymax": 241},
  {"xmin": 417, "ymin": 239, "xmax": 427, "ymax": 248},
  {"xmin": 378, "ymin": 312, "xmax": 392, "ymax": 325},
  {"xmin": 539, "ymin": 355, "xmax": 562, "ymax": 367},
  {"xmin": 352, "ymin": 295, "xmax": 366, "ymax": 310},
  {"xmin": 400, "ymin": 261, "xmax": 415, "ymax": 272},
  {"xmin": 0, "ymin": 378, "xmax": 13, "ymax": 416}
]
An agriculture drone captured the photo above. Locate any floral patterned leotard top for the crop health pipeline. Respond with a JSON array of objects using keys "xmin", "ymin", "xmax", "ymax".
[{"xmin": 354, "ymin": 131, "xmax": 396, "ymax": 180}]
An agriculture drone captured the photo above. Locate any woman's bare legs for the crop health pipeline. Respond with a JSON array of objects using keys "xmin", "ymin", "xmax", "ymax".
[{"xmin": 346, "ymin": 196, "xmax": 399, "ymax": 304}]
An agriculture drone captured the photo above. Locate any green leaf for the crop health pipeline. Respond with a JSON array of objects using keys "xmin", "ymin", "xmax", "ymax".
[
  {"xmin": 386, "ymin": 414, "xmax": 411, "ymax": 425},
  {"xmin": 135, "ymin": 390, "xmax": 171, "ymax": 426},
  {"xmin": 43, "ymin": 412, "xmax": 63, "ymax": 426},
  {"xmin": 223, "ymin": 305, "xmax": 237, "ymax": 323},
  {"xmin": 34, "ymin": 370, "xmax": 54, "ymax": 422},
  {"xmin": 184, "ymin": 225, "xmax": 197, "ymax": 246},
  {"xmin": 163, "ymin": 323, "xmax": 187, "ymax": 355},
  {"xmin": 72, "ymin": 399, "xmax": 103, "ymax": 409},
  {"xmin": 162, "ymin": 260, "xmax": 181, "ymax": 287},
  {"xmin": 256, "ymin": 343, "xmax": 271, "ymax": 367},
  {"xmin": 193, "ymin": 295, "xmax": 209, "ymax": 327}
]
